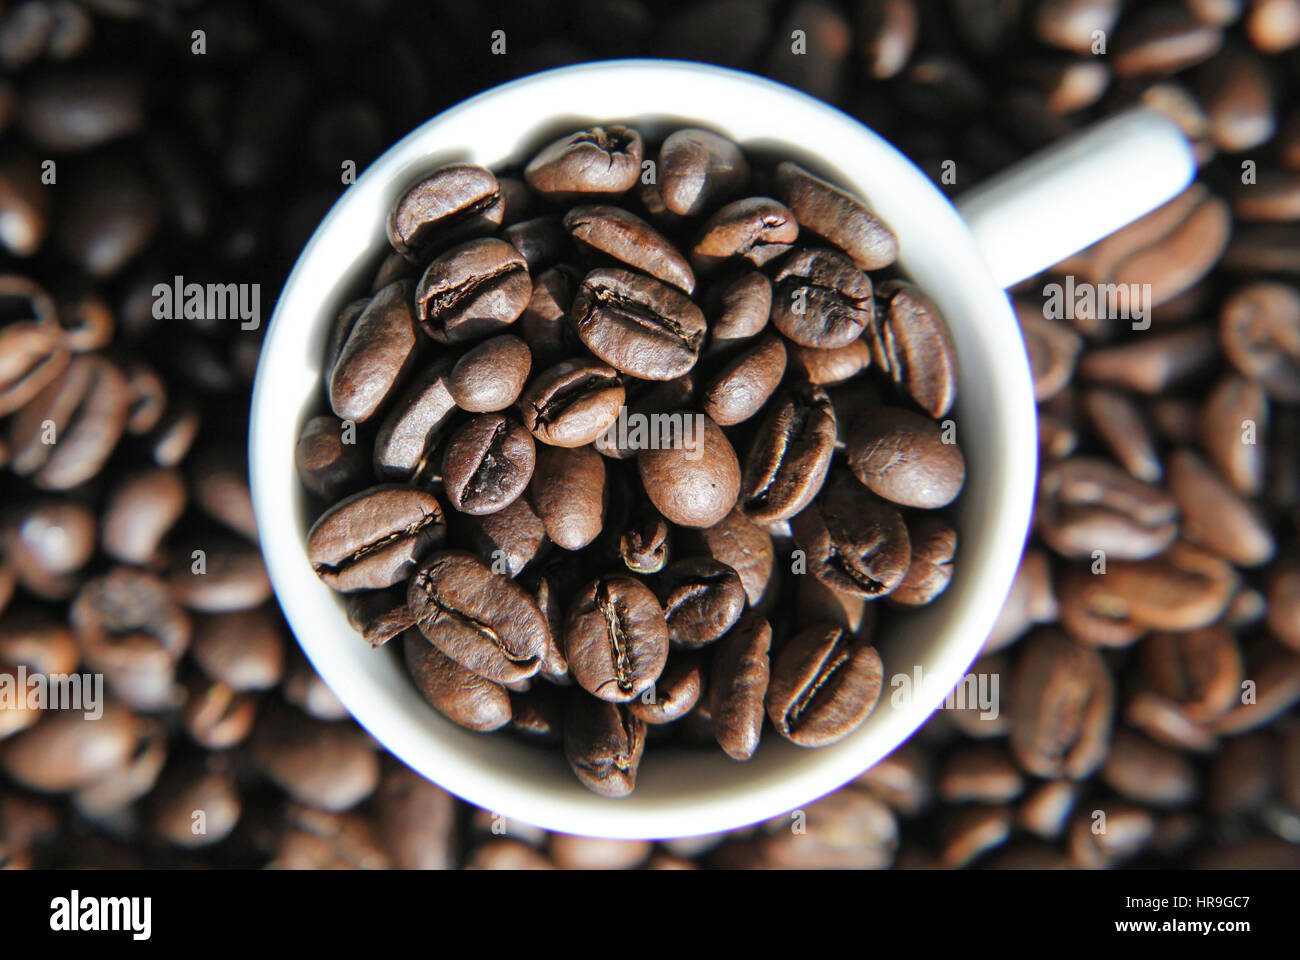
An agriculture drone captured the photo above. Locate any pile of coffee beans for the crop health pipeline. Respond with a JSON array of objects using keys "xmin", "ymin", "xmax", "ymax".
[
  {"xmin": 299, "ymin": 124, "xmax": 965, "ymax": 795},
  {"xmin": 2, "ymin": 0, "xmax": 1299, "ymax": 870}
]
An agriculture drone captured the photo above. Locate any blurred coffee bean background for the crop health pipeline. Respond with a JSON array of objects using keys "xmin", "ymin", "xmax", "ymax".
[{"xmin": 1, "ymin": 0, "xmax": 1298, "ymax": 870}]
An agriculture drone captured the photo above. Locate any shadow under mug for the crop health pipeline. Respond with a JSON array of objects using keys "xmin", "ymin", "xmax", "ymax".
[{"xmin": 250, "ymin": 60, "xmax": 1195, "ymax": 839}]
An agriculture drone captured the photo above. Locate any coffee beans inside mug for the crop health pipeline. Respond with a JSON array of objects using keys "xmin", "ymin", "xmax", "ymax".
[{"xmin": 299, "ymin": 123, "xmax": 965, "ymax": 795}]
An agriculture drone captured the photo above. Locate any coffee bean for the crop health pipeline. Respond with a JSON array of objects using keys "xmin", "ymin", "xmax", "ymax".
[
  {"xmin": 939, "ymin": 747, "xmax": 1024, "ymax": 804},
  {"xmin": 870, "ymin": 281, "xmax": 957, "ymax": 417},
  {"xmin": 771, "ymin": 246, "xmax": 874, "ymax": 348},
  {"xmin": 517, "ymin": 357, "xmax": 624, "ymax": 447},
  {"xmin": 1220, "ymin": 282, "xmax": 1300, "ymax": 401},
  {"xmin": 701, "ymin": 333, "xmax": 786, "ymax": 425},
  {"xmin": 848, "ymin": 406, "xmax": 965, "ymax": 509},
  {"xmin": 529, "ymin": 443, "xmax": 607, "ymax": 550},
  {"xmin": 562, "ymin": 204, "xmax": 694, "ymax": 292},
  {"xmin": 861, "ymin": 0, "xmax": 919, "ymax": 78},
  {"xmin": 1198, "ymin": 48, "xmax": 1275, "ymax": 153},
  {"xmin": 442, "ymin": 413, "xmax": 535, "ymax": 516},
  {"xmin": 657, "ymin": 128, "xmax": 748, "ymax": 216},
  {"xmin": 462, "ymin": 495, "xmax": 546, "ymax": 578},
  {"xmin": 407, "ymin": 550, "xmax": 548, "ymax": 685},
  {"xmin": 192, "ymin": 608, "xmax": 285, "ymax": 691},
  {"xmin": 657, "ymin": 557, "xmax": 746, "ymax": 650},
  {"xmin": 403, "ymin": 629, "xmax": 512, "ymax": 732},
  {"xmin": 1167, "ymin": 449, "xmax": 1275, "ymax": 566},
  {"xmin": 1113, "ymin": 7, "xmax": 1223, "ymax": 78},
  {"xmin": 710, "ymin": 612, "xmax": 771, "ymax": 760},
  {"xmin": 372, "ymin": 361, "xmax": 458, "ymax": 482},
  {"xmin": 637, "ymin": 412, "xmax": 740, "ymax": 528},
  {"xmin": 892, "ymin": 514, "xmax": 957, "ymax": 606},
  {"xmin": 517, "ymin": 266, "xmax": 577, "ymax": 369},
  {"xmin": 8, "ymin": 353, "xmax": 129, "ymax": 489},
  {"xmin": 387, "ymin": 163, "xmax": 503, "ymax": 259},
  {"xmin": 1010, "ymin": 629, "xmax": 1114, "ymax": 779},
  {"xmin": 1140, "ymin": 626, "xmax": 1243, "ymax": 724},
  {"xmin": 1081, "ymin": 389, "xmax": 1162, "ymax": 483},
  {"xmin": 524, "ymin": 125, "xmax": 644, "ymax": 198},
  {"xmin": 691, "ymin": 196, "xmax": 799, "ymax": 272},
  {"xmin": 707, "ymin": 269, "xmax": 772, "ymax": 348},
  {"xmin": 740, "ymin": 384, "xmax": 837, "ymax": 523},
  {"xmin": 447, "ymin": 334, "xmax": 532, "ymax": 412},
  {"xmin": 791, "ymin": 471, "xmax": 912, "ymax": 599},
  {"xmin": 775, "ymin": 161, "xmax": 899, "ymax": 270},
  {"xmin": 329, "ymin": 279, "xmax": 418, "ymax": 424},
  {"xmin": 307, "ymin": 485, "xmax": 445, "ymax": 592},
  {"xmin": 1102, "ymin": 728, "xmax": 1198, "ymax": 807},
  {"xmin": 766, "ymin": 623, "xmax": 883, "ymax": 747},
  {"xmin": 787, "ymin": 336, "xmax": 870, "ymax": 386},
  {"xmin": 562, "ymin": 692, "xmax": 645, "ymax": 797},
  {"xmin": 1035, "ymin": 457, "xmax": 1179, "ymax": 560},
  {"xmin": 628, "ymin": 653, "xmax": 703, "ymax": 724},
  {"xmin": 502, "ymin": 216, "xmax": 569, "ymax": 273},
  {"xmin": 618, "ymin": 506, "xmax": 671, "ymax": 574},
  {"xmin": 1, "ymin": 702, "xmax": 140, "ymax": 792},
  {"xmin": 572, "ymin": 267, "xmax": 706, "ymax": 380},
  {"xmin": 564, "ymin": 574, "xmax": 668, "ymax": 702},
  {"xmin": 250, "ymin": 707, "xmax": 378, "ymax": 812},
  {"xmin": 416, "ymin": 237, "xmax": 532, "ymax": 344}
]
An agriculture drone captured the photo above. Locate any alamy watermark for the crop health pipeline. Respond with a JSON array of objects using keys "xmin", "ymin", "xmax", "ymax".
[
  {"xmin": 600, "ymin": 407, "xmax": 706, "ymax": 460},
  {"xmin": 0, "ymin": 665, "xmax": 102, "ymax": 719},
  {"xmin": 152, "ymin": 274, "xmax": 260, "ymax": 330},
  {"xmin": 889, "ymin": 665, "xmax": 1000, "ymax": 720},
  {"xmin": 1043, "ymin": 275, "xmax": 1152, "ymax": 331}
]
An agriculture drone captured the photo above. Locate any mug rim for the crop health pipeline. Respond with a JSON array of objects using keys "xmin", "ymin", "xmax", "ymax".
[{"xmin": 250, "ymin": 58, "xmax": 1038, "ymax": 839}]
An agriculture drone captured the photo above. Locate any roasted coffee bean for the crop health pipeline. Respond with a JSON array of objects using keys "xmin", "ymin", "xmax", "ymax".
[
  {"xmin": 1140, "ymin": 626, "xmax": 1243, "ymax": 724},
  {"xmin": 416, "ymin": 238, "xmax": 532, "ymax": 344},
  {"xmin": 101, "ymin": 468, "xmax": 186, "ymax": 565},
  {"xmin": 403, "ymin": 629, "xmax": 512, "ymax": 732},
  {"xmin": 1057, "ymin": 542, "xmax": 1239, "ymax": 644},
  {"xmin": 1219, "ymin": 282, "xmax": 1300, "ymax": 401},
  {"xmin": 387, "ymin": 163, "xmax": 504, "ymax": 259},
  {"xmin": 571, "ymin": 267, "xmax": 706, "ymax": 381},
  {"xmin": 701, "ymin": 333, "xmax": 786, "ymax": 426},
  {"xmin": 770, "ymin": 247, "xmax": 874, "ymax": 348},
  {"xmin": 628, "ymin": 653, "xmax": 703, "ymax": 724},
  {"xmin": 1267, "ymin": 560, "xmax": 1300, "ymax": 653},
  {"xmin": 787, "ymin": 337, "xmax": 870, "ymax": 386},
  {"xmin": 1010, "ymin": 629, "xmax": 1115, "ymax": 779},
  {"xmin": 8, "ymin": 353, "xmax": 129, "ymax": 489},
  {"xmin": 168, "ymin": 537, "xmax": 272, "ymax": 613},
  {"xmin": 618, "ymin": 507, "xmax": 671, "ymax": 574},
  {"xmin": 1198, "ymin": 48, "xmax": 1275, "ymax": 153},
  {"xmin": 1167, "ymin": 449, "xmax": 1274, "ymax": 566},
  {"xmin": 441, "ymin": 413, "xmax": 535, "ymax": 516},
  {"xmin": 766, "ymin": 623, "xmax": 883, "ymax": 747},
  {"xmin": 848, "ymin": 406, "xmax": 965, "ymax": 509},
  {"xmin": 657, "ymin": 128, "xmax": 748, "ymax": 216},
  {"xmin": 1113, "ymin": 6, "xmax": 1224, "ymax": 78},
  {"xmin": 562, "ymin": 693, "xmax": 645, "ymax": 798},
  {"xmin": 791, "ymin": 472, "xmax": 911, "ymax": 599},
  {"xmin": 1035, "ymin": 457, "xmax": 1179, "ymax": 560},
  {"xmin": 860, "ymin": 0, "xmax": 919, "ymax": 78},
  {"xmin": 562, "ymin": 204, "xmax": 694, "ymax": 292},
  {"xmin": 192, "ymin": 608, "xmax": 285, "ymax": 692},
  {"xmin": 345, "ymin": 586, "xmax": 418, "ymax": 648},
  {"xmin": 307, "ymin": 486, "xmax": 445, "ymax": 592},
  {"xmin": 1, "ymin": 703, "xmax": 141, "ymax": 793},
  {"xmin": 1081, "ymin": 389, "xmax": 1162, "ymax": 483},
  {"xmin": 740, "ymin": 384, "xmax": 837, "ymax": 523},
  {"xmin": 447, "ymin": 334, "xmax": 532, "ymax": 413},
  {"xmin": 184, "ymin": 678, "xmax": 257, "ymax": 750},
  {"xmin": 407, "ymin": 551, "xmax": 548, "ymax": 685},
  {"xmin": 709, "ymin": 613, "xmax": 772, "ymax": 760},
  {"xmin": 150, "ymin": 761, "xmax": 241, "ymax": 849},
  {"xmin": 707, "ymin": 270, "xmax": 772, "ymax": 348},
  {"xmin": 691, "ymin": 196, "xmax": 799, "ymax": 272},
  {"xmin": 525, "ymin": 443, "xmax": 605, "ymax": 551},
  {"xmin": 250, "ymin": 707, "xmax": 378, "ymax": 813},
  {"xmin": 870, "ymin": 281, "xmax": 956, "ymax": 417},
  {"xmin": 657, "ymin": 557, "xmax": 746, "ymax": 650},
  {"xmin": 524, "ymin": 125, "xmax": 644, "ymax": 198},
  {"xmin": 636, "ymin": 412, "xmax": 739, "ymax": 528},
  {"xmin": 518, "ymin": 357, "xmax": 624, "ymax": 448},
  {"xmin": 462, "ymin": 496, "xmax": 546, "ymax": 578},
  {"xmin": 372, "ymin": 360, "xmax": 458, "ymax": 482},
  {"xmin": 297, "ymin": 415, "xmax": 369, "ymax": 500},
  {"xmin": 939, "ymin": 747, "xmax": 1024, "ymax": 804},
  {"xmin": 892, "ymin": 514, "xmax": 957, "ymax": 606},
  {"xmin": 328, "ymin": 279, "xmax": 418, "ymax": 423},
  {"xmin": 502, "ymin": 216, "xmax": 568, "ymax": 272},
  {"xmin": 517, "ymin": 266, "xmax": 577, "ymax": 368},
  {"xmin": 775, "ymin": 161, "xmax": 898, "ymax": 270},
  {"xmin": 564, "ymin": 574, "xmax": 668, "ymax": 702}
]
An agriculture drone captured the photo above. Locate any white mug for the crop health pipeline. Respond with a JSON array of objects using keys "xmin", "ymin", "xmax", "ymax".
[{"xmin": 249, "ymin": 60, "xmax": 1194, "ymax": 840}]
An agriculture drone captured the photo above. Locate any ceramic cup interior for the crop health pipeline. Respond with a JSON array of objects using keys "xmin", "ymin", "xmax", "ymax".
[{"xmin": 250, "ymin": 59, "xmax": 1039, "ymax": 839}]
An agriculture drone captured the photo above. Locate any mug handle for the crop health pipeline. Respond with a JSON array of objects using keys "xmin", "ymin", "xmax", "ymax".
[{"xmin": 955, "ymin": 107, "xmax": 1197, "ymax": 290}]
